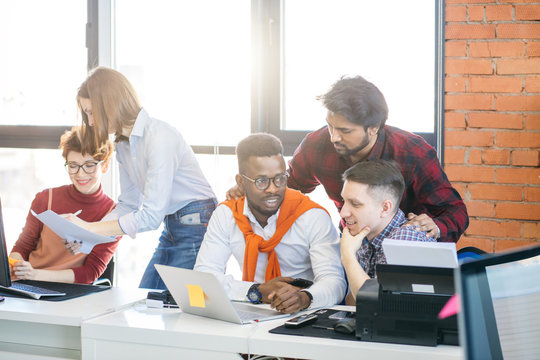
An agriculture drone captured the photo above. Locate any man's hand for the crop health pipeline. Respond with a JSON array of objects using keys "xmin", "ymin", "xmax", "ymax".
[
  {"xmin": 404, "ymin": 213, "xmax": 440, "ymax": 238},
  {"xmin": 225, "ymin": 184, "xmax": 244, "ymax": 201},
  {"xmin": 258, "ymin": 277, "xmax": 311, "ymax": 314},
  {"xmin": 11, "ymin": 259, "xmax": 38, "ymax": 281},
  {"xmin": 258, "ymin": 276, "xmax": 295, "ymax": 302},
  {"xmin": 268, "ymin": 287, "xmax": 311, "ymax": 314},
  {"xmin": 340, "ymin": 226, "xmax": 370, "ymax": 259},
  {"xmin": 341, "ymin": 226, "xmax": 371, "ymax": 302}
]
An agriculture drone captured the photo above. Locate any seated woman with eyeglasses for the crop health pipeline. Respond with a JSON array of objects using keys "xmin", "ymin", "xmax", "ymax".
[{"xmin": 9, "ymin": 126, "xmax": 119, "ymax": 284}]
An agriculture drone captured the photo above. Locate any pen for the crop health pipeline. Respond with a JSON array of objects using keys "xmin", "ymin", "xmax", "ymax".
[
  {"xmin": 73, "ymin": 210, "xmax": 82, "ymax": 216},
  {"xmin": 312, "ymin": 324, "xmax": 334, "ymax": 330}
]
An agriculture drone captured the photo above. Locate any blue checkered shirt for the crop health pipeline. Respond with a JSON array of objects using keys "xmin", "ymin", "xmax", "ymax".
[{"xmin": 356, "ymin": 209, "xmax": 435, "ymax": 278}]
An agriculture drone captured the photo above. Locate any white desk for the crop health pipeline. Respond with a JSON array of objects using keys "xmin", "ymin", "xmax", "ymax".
[
  {"xmin": 250, "ymin": 317, "xmax": 462, "ymax": 360},
  {"xmin": 82, "ymin": 304, "xmax": 251, "ymax": 360},
  {"xmin": 0, "ymin": 287, "xmax": 147, "ymax": 360},
  {"xmin": 82, "ymin": 304, "xmax": 464, "ymax": 360}
]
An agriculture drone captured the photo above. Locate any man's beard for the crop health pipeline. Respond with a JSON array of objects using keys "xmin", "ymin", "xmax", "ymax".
[
  {"xmin": 333, "ymin": 132, "xmax": 370, "ymax": 158},
  {"xmin": 248, "ymin": 194, "xmax": 284, "ymax": 218}
]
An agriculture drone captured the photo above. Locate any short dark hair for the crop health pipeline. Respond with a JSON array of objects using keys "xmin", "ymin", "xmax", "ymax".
[
  {"xmin": 318, "ymin": 75, "xmax": 388, "ymax": 129},
  {"xmin": 236, "ymin": 133, "xmax": 284, "ymax": 172},
  {"xmin": 343, "ymin": 160, "xmax": 405, "ymax": 210}
]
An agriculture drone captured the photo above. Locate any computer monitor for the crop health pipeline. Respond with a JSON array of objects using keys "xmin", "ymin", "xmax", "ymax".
[
  {"xmin": 457, "ymin": 244, "xmax": 540, "ymax": 360},
  {"xmin": 0, "ymin": 198, "xmax": 13, "ymax": 288}
]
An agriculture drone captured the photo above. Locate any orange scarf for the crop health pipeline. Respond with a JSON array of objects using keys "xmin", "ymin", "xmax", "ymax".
[{"xmin": 222, "ymin": 188, "xmax": 327, "ymax": 282}]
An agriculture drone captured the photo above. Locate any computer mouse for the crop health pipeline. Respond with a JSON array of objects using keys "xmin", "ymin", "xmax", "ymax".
[{"xmin": 333, "ymin": 318, "xmax": 356, "ymax": 334}]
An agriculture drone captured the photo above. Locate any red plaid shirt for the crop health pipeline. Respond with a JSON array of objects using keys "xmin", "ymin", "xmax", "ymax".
[{"xmin": 287, "ymin": 125, "xmax": 469, "ymax": 243}]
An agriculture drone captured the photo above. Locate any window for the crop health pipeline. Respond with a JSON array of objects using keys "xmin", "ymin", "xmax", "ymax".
[
  {"xmin": 0, "ymin": 0, "xmax": 87, "ymax": 249},
  {"xmin": 0, "ymin": 148, "xmax": 68, "ymax": 250},
  {"xmin": 1, "ymin": 0, "xmax": 442, "ymax": 286},
  {"xmin": 254, "ymin": 0, "xmax": 443, "ymax": 152},
  {"xmin": 282, "ymin": 1, "xmax": 436, "ymax": 133},
  {"xmin": 0, "ymin": 0, "xmax": 86, "ymax": 127},
  {"xmin": 114, "ymin": 0, "xmax": 251, "ymax": 148},
  {"xmin": 97, "ymin": 0, "xmax": 443, "ymax": 285}
]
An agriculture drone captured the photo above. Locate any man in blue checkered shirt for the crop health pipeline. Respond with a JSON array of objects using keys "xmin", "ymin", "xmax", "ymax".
[{"xmin": 340, "ymin": 159, "xmax": 435, "ymax": 305}]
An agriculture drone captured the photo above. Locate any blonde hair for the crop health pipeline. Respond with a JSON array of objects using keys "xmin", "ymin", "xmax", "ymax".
[
  {"xmin": 59, "ymin": 126, "xmax": 114, "ymax": 163},
  {"xmin": 77, "ymin": 67, "xmax": 141, "ymax": 153}
]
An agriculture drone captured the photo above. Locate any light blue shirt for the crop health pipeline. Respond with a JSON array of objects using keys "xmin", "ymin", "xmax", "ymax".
[{"xmin": 112, "ymin": 109, "xmax": 215, "ymax": 236}]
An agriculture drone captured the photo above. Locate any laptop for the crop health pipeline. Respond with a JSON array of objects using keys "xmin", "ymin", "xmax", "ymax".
[
  {"xmin": 457, "ymin": 244, "xmax": 540, "ymax": 360},
  {"xmin": 0, "ymin": 199, "xmax": 66, "ymax": 299},
  {"xmin": 155, "ymin": 264, "xmax": 289, "ymax": 324}
]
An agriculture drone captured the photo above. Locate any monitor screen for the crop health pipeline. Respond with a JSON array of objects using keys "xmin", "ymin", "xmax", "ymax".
[
  {"xmin": 0, "ymin": 199, "xmax": 13, "ymax": 287},
  {"xmin": 458, "ymin": 245, "xmax": 540, "ymax": 360}
]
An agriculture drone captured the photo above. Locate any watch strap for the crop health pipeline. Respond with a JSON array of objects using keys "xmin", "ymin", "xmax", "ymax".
[{"xmin": 300, "ymin": 289, "xmax": 313, "ymax": 310}]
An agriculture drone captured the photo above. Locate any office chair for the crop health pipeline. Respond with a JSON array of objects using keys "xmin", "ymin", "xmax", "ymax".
[
  {"xmin": 457, "ymin": 246, "xmax": 487, "ymax": 264},
  {"xmin": 93, "ymin": 256, "xmax": 115, "ymax": 286}
]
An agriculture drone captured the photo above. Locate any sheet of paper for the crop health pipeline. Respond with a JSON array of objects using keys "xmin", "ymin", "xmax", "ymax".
[
  {"xmin": 31, "ymin": 210, "xmax": 117, "ymax": 254},
  {"xmin": 382, "ymin": 239, "xmax": 458, "ymax": 268}
]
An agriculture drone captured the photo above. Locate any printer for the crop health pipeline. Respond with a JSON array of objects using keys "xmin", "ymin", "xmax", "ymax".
[{"xmin": 355, "ymin": 264, "xmax": 458, "ymax": 346}]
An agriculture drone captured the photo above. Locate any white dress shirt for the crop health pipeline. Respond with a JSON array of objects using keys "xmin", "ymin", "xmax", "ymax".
[
  {"xmin": 109, "ymin": 109, "xmax": 215, "ymax": 236},
  {"xmin": 194, "ymin": 200, "xmax": 346, "ymax": 309}
]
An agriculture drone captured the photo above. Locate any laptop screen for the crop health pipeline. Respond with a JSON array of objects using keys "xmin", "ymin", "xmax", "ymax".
[
  {"xmin": 457, "ymin": 244, "xmax": 540, "ymax": 360},
  {"xmin": 0, "ymin": 199, "xmax": 13, "ymax": 287}
]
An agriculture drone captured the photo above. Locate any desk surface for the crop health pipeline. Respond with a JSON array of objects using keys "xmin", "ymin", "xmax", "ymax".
[
  {"xmin": 83, "ymin": 304, "xmax": 253, "ymax": 357},
  {"xmin": 82, "ymin": 304, "xmax": 464, "ymax": 360},
  {"xmin": 0, "ymin": 287, "xmax": 147, "ymax": 360},
  {"xmin": 251, "ymin": 317, "xmax": 462, "ymax": 360},
  {"xmin": 0, "ymin": 287, "xmax": 147, "ymax": 326}
]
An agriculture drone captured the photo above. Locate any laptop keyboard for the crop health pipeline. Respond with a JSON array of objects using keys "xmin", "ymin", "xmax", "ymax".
[
  {"xmin": 11, "ymin": 282, "xmax": 63, "ymax": 294},
  {"xmin": 236, "ymin": 309, "xmax": 264, "ymax": 322}
]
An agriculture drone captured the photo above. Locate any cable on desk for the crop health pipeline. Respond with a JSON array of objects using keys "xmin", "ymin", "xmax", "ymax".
[
  {"xmin": 246, "ymin": 320, "xmax": 258, "ymax": 359},
  {"xmin": 245, "ymin": 321, "xmax": 285, "ymax": 360}
]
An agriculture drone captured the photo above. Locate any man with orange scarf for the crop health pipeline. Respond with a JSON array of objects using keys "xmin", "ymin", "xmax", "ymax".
[{"xmin": 195, "ymin": 134, "xmax": 346, "ymax": 314}]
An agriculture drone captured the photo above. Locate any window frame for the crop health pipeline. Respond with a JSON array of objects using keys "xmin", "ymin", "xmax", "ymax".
[
  {"xmin": 0, "ymin": 0, "xmax": 444, "ymax": 160},
  {"xmin": 252, "ymin": 0, "xmax": 445, "ymax": 158}
]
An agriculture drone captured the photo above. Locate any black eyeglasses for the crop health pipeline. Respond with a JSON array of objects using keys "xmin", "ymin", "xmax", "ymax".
[
  {"xmin": 241, "ymin": 173, "xmax": 288, "ymax": 191},
  {"xmin": 65, "ymin": 161, "xmax": 103, "ymax": 175}
]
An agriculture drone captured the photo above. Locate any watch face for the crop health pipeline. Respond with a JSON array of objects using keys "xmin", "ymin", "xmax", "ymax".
[{"xmin": 248, "ymin": 284, "xmax": 262, "ymax": 303}]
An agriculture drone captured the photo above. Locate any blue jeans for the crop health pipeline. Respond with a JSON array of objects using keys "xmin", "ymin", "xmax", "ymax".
[{"xmin": 139, "ymin": 198, "xmax": 217, "ymax": 290}]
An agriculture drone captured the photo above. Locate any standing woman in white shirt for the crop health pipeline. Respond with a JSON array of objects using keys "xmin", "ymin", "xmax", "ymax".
[{"xmin": 67, "ymin": 67, "xmax": 217, "ymax": 290}]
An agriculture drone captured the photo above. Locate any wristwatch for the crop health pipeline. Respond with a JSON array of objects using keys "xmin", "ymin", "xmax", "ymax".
[{"xmin": 247, "ymin": 283, "xmax": 263, "ymax": 304}]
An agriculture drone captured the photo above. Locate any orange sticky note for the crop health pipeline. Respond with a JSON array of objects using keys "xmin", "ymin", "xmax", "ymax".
[
  {"xmin": 8, "ymin": 257, "xmax": 19, "ymax": 267},
  {"xmin": 186, "ymin": 284, "xmax": 206, "ymax": 308}
]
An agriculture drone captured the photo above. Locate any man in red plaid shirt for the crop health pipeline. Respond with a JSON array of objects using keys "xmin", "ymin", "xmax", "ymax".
[{"xmin": 287, "ymin": 76, "xmax": 468, "ymax": 243}]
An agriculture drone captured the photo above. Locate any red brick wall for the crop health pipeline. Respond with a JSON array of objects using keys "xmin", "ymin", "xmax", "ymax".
[{"xmin": 444, "ymin": 0, "xmax": 540, "ymax": 253}]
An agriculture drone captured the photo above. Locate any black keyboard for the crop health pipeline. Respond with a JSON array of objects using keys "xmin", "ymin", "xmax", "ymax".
[
  {"xmin": 2, "ymin": 282, "xmax": 65, "ymax": 299},
  {"xmin": 0, "ymin": 280, "xmax": 110, "ymax": 301}
]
